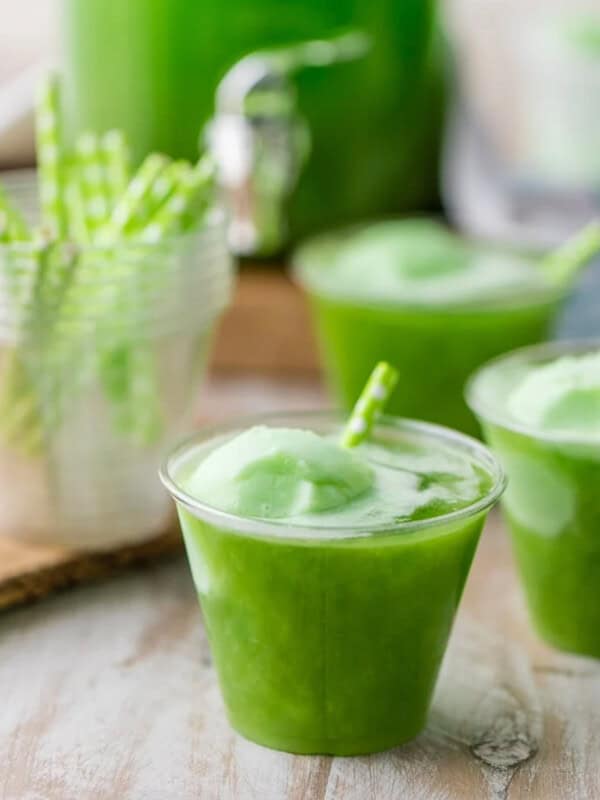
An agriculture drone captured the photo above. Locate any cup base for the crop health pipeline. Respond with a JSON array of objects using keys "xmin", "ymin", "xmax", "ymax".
[
  {"xmin": 532, "ymin": 620, "xmax": 600, "ymax": 661},
  {"xmin": 228, "ymin": 716, "xmax": 427, "ymax": 756}
]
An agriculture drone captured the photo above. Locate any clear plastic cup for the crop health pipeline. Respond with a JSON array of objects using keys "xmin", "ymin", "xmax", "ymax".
[
  {"xmin": 467, "ymin": 340, "xmax": 600, "ymax": 657},
  {"xmin": 160, "ymin": 411, "xmax": 505, "ymax": 755},
  {"xmin": 0, "ymin": 178, "xmax": 234, "ymax": 550}
]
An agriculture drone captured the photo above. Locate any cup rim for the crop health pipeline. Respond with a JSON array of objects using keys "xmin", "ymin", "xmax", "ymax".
[
  {"xmin": 159, "ymin": 410, "xmax": 506, "ymax": 541},
  {"xmin": 292, "ymin": 221, "xmax": 564, "ymax": 312},
  {"xmin": 465, "ymin": 338, "xmax": 600, "ymax": 444}
]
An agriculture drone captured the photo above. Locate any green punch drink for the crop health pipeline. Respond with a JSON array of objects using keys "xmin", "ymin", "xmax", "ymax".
[
  {"xmin": 294, "ymin": 220, "xmax": 566, "ymax": 436},
  {"xmin": 468, "ymin": 341, "xmax": 600, "ymax": 658},
  {"xmin": 161, "ymin": 407, "xmax": 504, "ymax": 754}
]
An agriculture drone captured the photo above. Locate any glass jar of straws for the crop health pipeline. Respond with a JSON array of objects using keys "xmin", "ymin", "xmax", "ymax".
[
  {"xmin": 0, "ymin": 178, "xmax": 232, "ymax": 549},
  {"xmin": 0, "ymin": 76, "xmax": 234, "ymax": 550}
]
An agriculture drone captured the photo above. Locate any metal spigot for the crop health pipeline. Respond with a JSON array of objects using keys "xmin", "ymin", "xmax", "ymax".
[{"xmin": 206, "ymin": 32, "xmax": 369, "ymax": 256}]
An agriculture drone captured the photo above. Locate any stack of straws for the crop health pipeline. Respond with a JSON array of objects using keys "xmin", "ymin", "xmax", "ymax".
[{"xmin": 0, "ymin": 75, "xmax": 215, "ymax": 454}]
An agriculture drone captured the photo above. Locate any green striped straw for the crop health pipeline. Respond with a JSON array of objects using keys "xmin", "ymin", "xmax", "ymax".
[
  {"xmin": 340, "ymin": 362, "xmax": 399, "ymax": 448},
  {"xmin": 178, "ymin": 157, "xmax": 215, "ymax": 232},
  {"xmin": 115, "ymin": 347, "xmax": 163, "ymax": 445},
  {"xmin": 64, "ymin": 164, "xmax": 89, "ymax": 244},
  {"xmin": 139, "ymin": 157, "xmax": 214, "ymax": 243},
  {"xmin": 544, "ymin": 220, "xmax": 600, "ymax": 286},
  {"xmin": 35, "ymin": 74, "xmax": 67, "ymax": 239},
  {"xmin": 75, "ymin": 131, "xmax": 110, "ymax": 241},
  {"xmin": 101, "ymin": 130, "xmax": 130, "ymax": 212},
  {"xmin": 38, "ymin": 242, "xmax": 78, "ymax": 318},
  {"xmin": 103, "ymin": 153, "xmax": 170, "ymax": 241},
  {"xmin": 0, "ymin": 239, "xmax": 55, "ymax": 455},
  {"xmin": 0, "ymin": 183, "xmax": 29, "ymax": 242},
  {"xmin": 1, "ymin": 240, "xmax": 43, "ymax": 327},
  {"xmin": 0, "ymin": 360, "xmax": 43, "ymax": 455},
  {"xmin": 32, "ymin": 242, "xmax": 79, "ymax": 444},
  {"xmin": 138, "ymin": 159, "xmax": 188, "ymax": 233}
]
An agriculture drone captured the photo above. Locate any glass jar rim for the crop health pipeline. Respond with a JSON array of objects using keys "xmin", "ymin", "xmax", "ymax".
[
  {"xmin": 466, "ymin": 338, "xmax": 600, "ymax": 444},
  {"xmin": 159, "ymin": 410, "xmax": 506, "ymax": 541}
]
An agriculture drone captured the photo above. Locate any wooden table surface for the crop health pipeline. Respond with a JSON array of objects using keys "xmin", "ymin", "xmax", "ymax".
[{"xmin": 1, "ymin": 375, "xmax": 599, "ymax": 800}]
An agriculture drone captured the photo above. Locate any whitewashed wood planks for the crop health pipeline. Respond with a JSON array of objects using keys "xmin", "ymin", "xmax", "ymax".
[{"xmin": 1, "ymin": 512, "xmax": 599, "ymax": 799}]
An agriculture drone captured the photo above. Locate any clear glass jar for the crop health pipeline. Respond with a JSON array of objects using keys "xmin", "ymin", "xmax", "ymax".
[
  {"xmin": 0, "ymin": 180, "xmax": 234, "ymax": 550},
  {"xmin": 443, "ymin": 0, "xmax": 600, "ymax": 248}
]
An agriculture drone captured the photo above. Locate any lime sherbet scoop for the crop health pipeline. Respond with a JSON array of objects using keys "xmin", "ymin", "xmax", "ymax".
[
  {"xmin": 507, "ymin": 351, "xmax": 600, "ymax": 434},
  {"xmin": 183, "ymin": 425, "xmax": 374, "ymax": 519}
]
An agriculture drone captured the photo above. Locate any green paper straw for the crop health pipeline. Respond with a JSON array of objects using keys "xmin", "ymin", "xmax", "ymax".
[
  {"xmin": 35, "ymin": 74, "xmax": 67, "ymax": 239},
  {"xmin": 139, "ymin": 157, "xmax": 214, "ymax": 242},
  {"xmin": 139, "ymin": 159, "xmax": 188, "ymax": 233},
  {"xmin": 0, "ymin": 239, "xmax": 55, "ymax": 455},
  {"xmin": 117, "ymin": 353, "xmax": 163, "ymax": 446},
  {"xmin": 0, "ymin": 211, "xmax": 8, "ymax": 243},
  {"xmin": 0, "ymin": 362, "xmax": 43, "ymax": 455},
  {"xmin": 544, "ymin": 220, "xmax": 600, "ymax": 286},
  {"xmin": 39, "ymin": 242, "xmax": 79, "ymax": 319},
  {"xmin": 102, "ymin": 130, "xmax": 130, "ymax": 212},
  {"xmin": 103, "ymin": 153, "xmax": 170, "ymax": 241},
  {"xmin": 64, "ymin": 165, "xmax": 89, "ymax": 244},
  {"xmin": 75, "ymin": 131, "xmax": 110, "ymax": 241},
  {"xmin": 178, "ymin": 157, "xmax": 215, "ymax": 232},
  {"xmin": 0, "ymin": 183, "xmax": 29, "ymax": 242},
  {"xmin": 341, "ymin": 362, "xmax": 399, "ymax": 448},
  {"xmin": 2, "ymin": 240, "xmax": 41, "ymax": 325}
]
